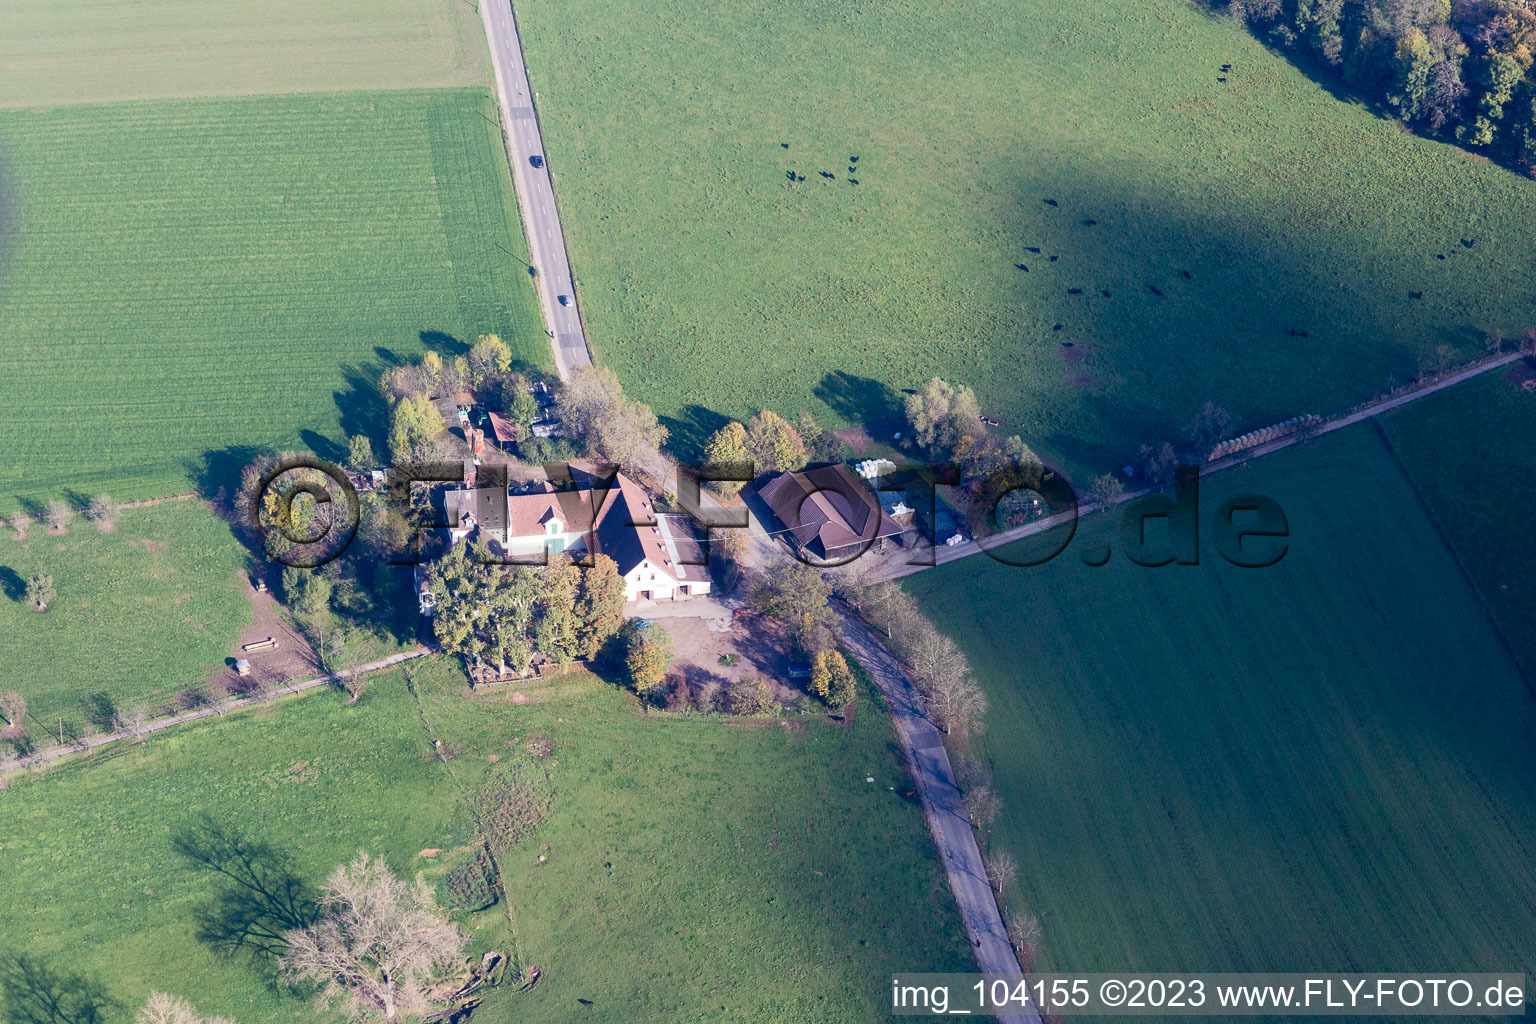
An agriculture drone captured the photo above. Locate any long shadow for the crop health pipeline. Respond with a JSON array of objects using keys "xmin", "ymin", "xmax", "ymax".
[
  {"xmin": 171, "ymin": 817, "xmax": 319, "ymax": 962},
  {"xmin": 0, "ymin": 566, "xmax": 23, "ymax": 602},
  {"xmin": 419, "ymin": 329, "xmax": 469, "ymax": 357},
  {"xmin": 0, "ymin": 952, "xmax": 115, "ymax": 1024},
  {"xmin": 657, "ymin": 403, "xmax": 731, "ymax": 465},
  {"xmin": 814, "ymin": 371, "xmax": 904, "ymax": 434},
  {"xmin": 188, "ymin": 445, "xmax": 265, "ymax": 507},
  {"xmin": 299, "ymin": 430, "xmax": 346, "ymax": 465},
  {"xmin": 334, "ymin": 361, "xmax": 390, "ymax": 447}
]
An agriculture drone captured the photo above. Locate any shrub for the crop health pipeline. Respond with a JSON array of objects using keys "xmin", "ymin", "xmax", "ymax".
[{"xmin": 727, "ymin": 676, "xmax": 774, "ymax": 716}]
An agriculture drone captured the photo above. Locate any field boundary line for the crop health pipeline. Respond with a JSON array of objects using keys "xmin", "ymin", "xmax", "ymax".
[
  {"xmin": 881, "ymin": 350, "xmax": 1530, "ymax": 581},
  {"xmin": 1369, "ymin": 419, "xmax": 1536, "ymax": 698},
  {"xmin": 2, "ymin": 647, "xmax": 432, "ymax": 778}
]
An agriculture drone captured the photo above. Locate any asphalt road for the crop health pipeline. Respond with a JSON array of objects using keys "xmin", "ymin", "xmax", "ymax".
[
  {"xmin": 838, "ymin": 609, "xmax": 1041, "ymax": 1024},
  {"xmin": 479, "ymin": 0, "xmax": 591, "ymax": 379}
]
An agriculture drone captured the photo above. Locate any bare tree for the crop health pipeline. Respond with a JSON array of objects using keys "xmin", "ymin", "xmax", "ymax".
[
  {"xmin": 924, "ymin": 673, "xmax": 989, "ymax": 736},
  {"xmin": 962, "ymin": 784, "xmax": 1001, "ymax": 829},
  {"xmin": 137, "ymin": 992, "xmax": 235, "ymax": 1024},
  {"xmin": 1185, "ymin": 402, "xmax": 1234, "ymax": 452},
  {"xmin": 1005, "ymin": 908, "xmax": 1042, "ymax": 969},
  {"xmin": 25, "ymin": 573, "xmax": 55, "ymax": 612},
  {"xmin": 985, "ymin": 849, "xmax": 1018, "ymax": 894},
  {"xmin": 86, "ymin": 495, "xmax": 120, "ymax": 530},
  {"xmin": 280, "ymin": 851, "xmax": 468, "ymax": 1020},
  {"xmin": 1485, "ymin": 327, "xmax": 1506, "ymax": 354},
  {"xmin": 43, "ymin": 499, "xmax": 74, "ymax": 533},
  {"xmin": 119, "ymin": 704, "xmax": 150, "ymax": 740}
]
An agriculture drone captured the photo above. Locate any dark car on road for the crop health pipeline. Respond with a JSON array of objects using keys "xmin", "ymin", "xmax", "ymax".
[
  {"xmin": 557, "ymin": 294, "xmax": 572, "ymax": 307},
  {"xmin": 529, "ymin": 154, "xmax": 544, "ymax": 168}
]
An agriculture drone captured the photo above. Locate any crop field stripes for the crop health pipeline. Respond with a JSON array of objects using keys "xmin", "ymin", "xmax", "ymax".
[{"xmin": 0, "ymin": 88, "xmax": 545, "ymax": 509}]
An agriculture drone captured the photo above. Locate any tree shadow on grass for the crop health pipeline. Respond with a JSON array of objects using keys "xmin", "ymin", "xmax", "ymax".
[
  {"xmin": 814, "ymin": 371, "xmax": 904, "ymax": 434},
  {"xmin": 0, "ymin": 952, "xmax": 115, "ymax": 1024},
  {"xmin": 0, "ymin": 566, "xmax": 24, "ymax": 602},
  {"xmin": 171, "ymin": 816, "xmax": 319, "ymax": 963},
  {"xmin": 658, "ymin": 403, "xmax": 732, "ymax": 465}
]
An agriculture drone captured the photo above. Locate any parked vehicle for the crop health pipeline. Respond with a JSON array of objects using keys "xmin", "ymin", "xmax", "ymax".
[{"xmin": 529, "ymin": 154, "xmax": 544, "ymax": 168}]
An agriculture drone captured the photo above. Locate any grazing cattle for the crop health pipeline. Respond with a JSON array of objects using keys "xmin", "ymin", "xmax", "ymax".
[
  {"xmin": 1180, "ymin": 269, "xmax": 1191, "ymax": 279},
  {"xmin": 1044, "ymin": 198, "xmax": 1058, "ymax": 206},
  {"xmin": 849, "ymin": 178, "xmax": 859, "ymax": 185},
  {"xmin": 781, "ymin": 142, "xmax": 790, "ymax": 149},
  {"xmin": 1049, "ymin": 255, "xmax": 1059, "ymax": 262},
  {"xmin": 850, "ymin": 155, "xmax": 859, "ymax": 162},
  {"xmin": 1410, "ymin": 290, "xmax": 1423, "ymax": 299},
  {"xmin": 820, "ymin": 171, "xmax": 835, "ymax": 179},
  {"xmin": 1025, "ymin": 246, "xmax": 1041, "ymax": 253},
  {"xmin": 1298, "ymin": 330, "xmax": 1309, "ymax": 337},
  {"xmin": 1053, "ymin": 323, "xmax": 1064, "ymax": 331},
  {"xmin": 1015, "ymin": 263, "xmax": 1028, "ymax": 271},
  {"xmin": 1102, "ymin": 290, "xmax": 1111, "ymax": 297},
  {"xmin": 1068, "ymin": 288, "xmax": 1083, "ymax": 295},
  {"xmin": 1436, "ymin": 253, "xmax": 1446, "ymax": 259},
  {"xmin": 1148, "ymin": 284, "xmax": 1163, "ymax": 296},
  {"xmin": 786, "ymin": 170, "xmax": 796, "ymax": 180},
  {"xmin": 1083, "ymin": 218, "xmax": 1097, "ymax": 226},
  {"xmin": 1061, "ymin": 341, "xmax": 1075, "ymax": 348},
  {"xmin": 797, "ymin": 174, "xmax": 806, "ymax": 181},
  {"xmin": 849, "ymin": 166, "xmax": 856, "ymax": 173},
  {"xmin": 1461, "ymin": 238, "xmax": 1476, "ymax": 248},
  {"xmin": 1218, "ymin": 76, "xmax": 1227, "ymax": 82}
]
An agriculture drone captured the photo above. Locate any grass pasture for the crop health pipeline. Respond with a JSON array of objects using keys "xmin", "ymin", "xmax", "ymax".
[
  {"xmin": 0, "ymin": 0, "xmax": 491, "ymax": 107},
  {"xmin": 1381, "ymin": 368, "xmax": 1536, "ymax": 680},
  {"xmin": 0, "ymin": 500, "xmax": 251, "ymax": 729},
  {"xmin": 516, "ymin": 0, "xmax": 1536, "ymax": 470},
  {"xmin": 904, "ymin": 426, "xmax": 1536, "ymax": 980},
  {"xmin": 0, "ymin": 88, "xmax": 546, "ymax": 510},
  {"xmin": 0, "ymin": 657, "xmax": 972, "ymax": 1024}
]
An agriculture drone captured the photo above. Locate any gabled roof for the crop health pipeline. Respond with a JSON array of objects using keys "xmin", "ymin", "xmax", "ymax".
[
  {"xmin": 485, "ymin": 410, "xmax": 518, "ymax": 444},
  {"xmin": 444, "ymin": 486, "xmax": 508, "ymax": 533},
  {"xmin": 759, "ymin": 464, "xmax": 903, "ymax": 559}
]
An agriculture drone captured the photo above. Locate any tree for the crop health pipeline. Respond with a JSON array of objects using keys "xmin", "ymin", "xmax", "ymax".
[
  {"xmin": 747, "ymin": 409, "xmax": 807, "ymax": 474},
  {"xmin": 282, "ymin": 567, "xmax": 332, "ymax": 621},
  {"xmin": 1185, "ymin": 401, "xmax": 1235, "ymax": 452},
  {"xmin": 137, "ymin": 992, "xmax": 235, "ymax": 1024},
  {"xmin": 984, "ymin": 849, "xmax": 1018, "ymax": 894},
  {"xmin": 1522, "ymin": 327, "xmax": 1536, "ymax": 355},
  {"xmin": 1085, "ymin": 473, "xmax": 1124, "ymax": 510},
  {"xmin": 380, "ymin": 364, "xmax": 428, "ymax": 405},
  {"xmin": 25, "ymin": 573, "xmax": 55, "ymax": 612},
  {"xmin": 904, "ymin": 378, "xmax": 984, "ymax": 458},
  {"xmin": 575, "ymin": 554, "xmax": 626, "ymax": 658},
  {"xmin": 749, "ymin": 560, "xmax": 833, "ymax": 654},
  {"xmin": 809, "ymin": 649, "xmax": 857, "ymax": 709},
  {"xmin": 467, "ymin": 334, "xmax": 512, "ymax": 385},
  {"xmin": 1006, "ymin": 908, "xmax": 1043, "ymax": 969},
  {"xmin": 280, "ymin": 851, "xmax": 468, "ymax": 1021},
  {"xmin": 119, "ymin": 703, "xmax": 150, "ymax": 739},
  {"xmin": 347, "ymin": 436, "xmax": 376, "ymax": 475},
  {"xmin": 388, "ymin": 394, "xmax": 443, "ymax": 462},
  {"xmin": 419, "ymin": 350, "xmax": 444, "ymax": 395},
  {"xmin": 1485, "ymin": 327, "xmax": 1506, "ymax": 354},
  {"xmin": 43, "ymin": 499, "xmax": 73, "ymax": 533},
  {"xmin": 963, "ymin": 784, "xmax": 1001, "ymax": 829},
  {"xmin": 0, "ymin": 690, "xmax": 26, "ymax": 730},
  {"xmin": 1137, "ymin": 442, "xmax": 1178, "ymax": 486},
  {"xmin": 85, "ymin": 494, "xmax": 119, "ymax": 529},
  {"xmin": 624, "ymin": 623, "xmax": 673, "ymax": 695},
  {"xmin": 798, "ymin": 410, "xmax": 844, "ymax": 464},
  {"xmin": 727, "ymin": 676, "xmax": 775, "ymax": 715},
  {"xmin": 503, "ymin": 377, "xmax": 540, "ymax": 443},
  {"xmin": 1387, "ymin": 27, "xmax": 1434, "ymax": 120},
  {"xmin": 533, "ymin": 556, "xmax": 582, "ymax": 672},
  {"xmin": 1423, "ymin": 59, "xmax": 1468, "ymax": 133},
  {"xmin": 558, "ymin": 365, "xmax": 669, "ymax": 477},
  {"xmin": 702, "ymin": 421, "xmax": 753, "ymax": 496}
]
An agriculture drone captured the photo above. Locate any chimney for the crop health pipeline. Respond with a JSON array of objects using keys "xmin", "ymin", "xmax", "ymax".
[
  {"xmin": 463, "ymin": 459, "xmax": 476, "ymax": 488},
  {"xmin": 471, "ymin": 428, "xmax": 486, "ymax": 458}
]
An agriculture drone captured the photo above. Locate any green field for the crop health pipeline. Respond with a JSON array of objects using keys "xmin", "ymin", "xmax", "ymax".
[
  {"xmin": 517, "ymin": 0, "xmax": 1536, "ymax": 468},
  {"xmin": 0, "ymin": 501, "xmax": 252, "ymax": 728},
  {"xmin": 904, "ymin": 426, "xmax": 1536, "ymax": 978},
  {"xmin": 0, "ymin": 0, "xmax": 490, "ymax": 107},
  {"xmin": 1382, "ymin": 367, "xmax": 1536, "ymax": 680},
  {"xmin": 0, "ymin": 659, "xmax": 971, "ymax": 1024},
  {"xmin": 0, "ymin": 88, "xmax": 546, "ymax": 510}
]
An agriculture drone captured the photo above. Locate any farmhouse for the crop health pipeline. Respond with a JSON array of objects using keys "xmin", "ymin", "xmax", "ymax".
[
  {"xmin": 759, "ymin": 464, "xmax": 904, "ymax": 561},
  {"xmin": 442, "ymin": 465, "xmax": 710, "ymax": 602}
]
